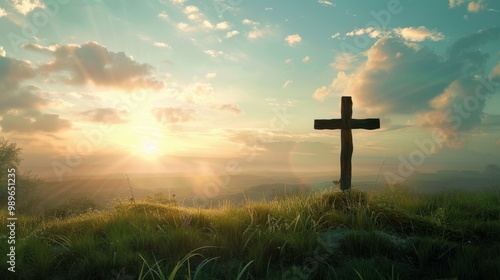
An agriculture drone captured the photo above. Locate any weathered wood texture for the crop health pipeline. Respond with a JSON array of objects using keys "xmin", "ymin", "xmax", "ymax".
[{"xmin": 314, "ymin": 96, "xmax": 380, "ymax": 191}]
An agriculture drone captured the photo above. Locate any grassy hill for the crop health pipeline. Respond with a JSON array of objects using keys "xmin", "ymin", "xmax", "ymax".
[{"xmin": 1, "ymin": 186, "xmax": 499, "ymax": 279}]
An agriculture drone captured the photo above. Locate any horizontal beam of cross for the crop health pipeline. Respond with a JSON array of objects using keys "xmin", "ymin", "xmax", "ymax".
[{"xmin": 314, "ymin": 119, "xmax": 380, "ymax": 130}]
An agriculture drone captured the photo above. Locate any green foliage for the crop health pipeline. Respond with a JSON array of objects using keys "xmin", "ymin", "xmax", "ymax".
[
  {"xmin": 0, "ymin": 137, "xmax": 22, "ymax": 171},
  {"xmin": 0, "ymin": 137, "xmax": 43, "ymax": 213}
]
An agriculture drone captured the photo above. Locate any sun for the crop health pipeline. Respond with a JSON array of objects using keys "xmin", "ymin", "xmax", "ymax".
[
  {"xmin": 142, "ymin": 141, "xmax": 158, "ymax": 154},
  {"xmin": 135, "ymin": 138, "xmax": 162, "ymax": 160}
]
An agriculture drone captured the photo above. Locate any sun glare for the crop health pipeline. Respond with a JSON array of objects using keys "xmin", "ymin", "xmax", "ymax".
[{"xmin": 143, "ymin": 141, "xmax": 157, "ymax": 153}]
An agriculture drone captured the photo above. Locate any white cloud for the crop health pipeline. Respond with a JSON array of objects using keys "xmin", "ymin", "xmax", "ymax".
[
  {"xmin": 242, "ymin": 19, "xmax": 258, "ymax": 25},
  {"xmin": 449, "ymin": 0, "xmax": 465, "ymax": 8},
  {"xmin": 204, "ymin": 49, "xmax": 224, "ymax": 58},
  {"xmin": 205, "ymin": 72, "xmax": 217, "ymax": 79},
  {"xmin": 346, "ymin": 27, "xmax": 388, "ymax": 38},
  {"xmin": 202, "ymin": 20, "xmax": 213, "ymax": 29},
  {"xmin": 331, "ymin": 32, "xmax": 341, "ymax": 39},
  {"xmin": 248, "ymin": 28, "xmax": 265, "ymax": 40},
  {"xmin": 177, "ymin": 22, "xmax": 190, "ymax": 31},
  {"xmin": 318, "ymin": 0, "xmax": 335, "ymax": 6},
  {"xmin": 265, "ymin": 7, "xmax": 273, "ymax": 11},
  {"xmin": 449, "ymin": 0, "xmax": 487, "ymax": 13},
  {"xmin": 0, "ymin": 7, "xmax": 7, "ymax": 17},
  {"xmin": 302, "ymin": 56, "xmax": 311, "ymax": 63},
  {"xmin": 8, "ymin": 0, "xmax": 45, "ymax": 15},
  {"xmin": 0, "ymin": 46, "xmax": 5, "ymax": 57},
  {"xmin": 282, "ymin": 80, "xmax": 293, "ymax": 88},
  {"xmin": 468, "ymin": 1, "xmax": 486, "ymax": 13},
  {"xmin": 216, "ymin": 21, "xmax": 231, "ymax": 30},
  {"xmin": 183, "ymin": 5, "xmax": 204, "ymax": 22},
  {"xmin": 284, "ymin": 58, "xmax": 293, "ymax": 64},
  {"xmin": 346, "ymin": 26, "xmax": 445, "ymax": 42},
  {"xmin": 172, "ymin": 0, "xmax": 186, "ymax": 4},
  {"xmin": 394, "ymin": 26, "xmax": 445, "ymax": 42},
  {"xmin": 153, "ymin": 42, "xmax": 170, "ymax": 48},
  {"xmin": 313, "ymin": 86, "xmax": 330, "ymax": 101},
  {"xmin": 158, "ymin": 11, "xmax": 169, "ymax": 20},
  {"xmin": 226, "ymin": 30, "xmax": 239, "ymax": 38},
  {"xmin": 285, "ymin": 34, "xmax": 302, "ymax": 46},
  {"xmin": 183, "ymin": 5, "xmax": 199, "ymax": 14}
]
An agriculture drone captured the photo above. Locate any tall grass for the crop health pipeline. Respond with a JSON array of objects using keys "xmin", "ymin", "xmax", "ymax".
[{"xmin": 1, "ymin": 187, "xmax": 499, "ymax": 279}]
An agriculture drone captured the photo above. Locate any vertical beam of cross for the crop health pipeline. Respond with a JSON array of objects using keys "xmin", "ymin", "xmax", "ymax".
[
  {"xmin": 314, "ymin": 96, "xmax": 380, "ymax": 191},
  {"xmin": 340, "ymin": 97, "xmax": 353, "ymax": 191}
]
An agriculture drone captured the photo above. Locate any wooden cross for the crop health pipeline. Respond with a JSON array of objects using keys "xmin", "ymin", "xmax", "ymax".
[{"xmin": 314, "ymin": 96, "xmax": 380, "ymax": 191}]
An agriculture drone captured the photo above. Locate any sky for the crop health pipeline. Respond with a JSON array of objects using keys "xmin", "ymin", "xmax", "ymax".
[{"xmin": 0, "ymin": 0, "xmax": 499, "ymax": 184}]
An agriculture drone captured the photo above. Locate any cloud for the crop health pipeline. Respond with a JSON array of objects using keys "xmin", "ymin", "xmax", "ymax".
[
  {"xmin": 0, "ymin": 8, "xmax": 7, "ymax": 17},
  {"xmin": 449, "ymin": 0, "xmax": 465, "ymax": 8},
  {"xmin": 8, "ymin": 0, "xmax": 45, "ymax": 15},
  {"xmin": 0, "ymin": 56, "xmax": 36, "ymax": 90},
  {"xmin": 317, "ymin": 27, "xmax": 500, "ymax": 150},
  {"xmin": 337, "ymin": 38, "xmax": 458, "ymax": 114},
  {"xmin": 80, "ymin": 108, "xmax": 128, "ymax": 124},
  {"xmin": 216, "ymin": 21, "xmax": 231, "ymax": 30},
  {"xmin": 171, "ymin": 0, "xmax": 186, "ymax": 4},
  {"xmin": 346, "ymin": 27, "xmax": 388, "ymax": 38},
  {"xmin": 158, "ymin": 11, "xmax": 168, "ymax": 20},
  {"xmin": 153, "ymin": 42, "xmax": 170, "ymax": 48},
  {"xmin": 284, "ymin": 58, "xmax": 293, "ymax": 64},
  {"xmin": 69, "ymin": 92, "xmax": 101, "ymax": 102},
  {"xmin": 285, "ymin": 34, "xmax": 302, "ymax": 46},
  {"xmin": 205, "ymin": 72, "xmax": 217, "ymax": 79},
  {"xmin": 24, "ymin": 41, "xmax": 162, "ymax": 91},
  {"xmin": 302, "ymin": 56, "xmax": 311, "ymax": 63},
  {"xmin": 242, "ymin": 19, "xmax": 259, "ymax": 25},
  {"xmin": 313, "ymin": 86, "xmax": 331, "ymax": 101},
  {"xmin": 282, "ymin": 80, "xmax": 293, "ymax": 88},
  {"xmin": 331, "ymin": 32, "xmax": 341, "ymax": 39},
  {"xmin": 447, "ymin": 27, "xmax": 500, "ymax": 61},
  {"xmin": 179, "ymin": 82, "xmax": 214, "ymax": 104},
  {"xmin": 0, "ymin": 54, "xmax": 71, "ymax": 134},
  {"xmin": 177, "ymin": 22, "xmax": 190, "ymax": 31},
  {"xmin": 418, "ymin": 78, "xmax": 490, "ymax": 148},
  {"xmin": 183, "ymin": 5, "xmax": 200, "ymax": 15},
  {"xmin": 468, "ymin": 0, "xmax": 486, "ymax": 12},
  {"xmin": 204, "ymin": 49, "xmax": 223, "ymax": 58},
  {"xmin": 152, "ymin": 107, "xmax": 196, "ymax": 124},
  {"xmin": 449, "ymin": 0, "xmax": 488, "ymax": 13},
  {"xmin": 394, "ymin": 26, "xmax": 445, "ymax": 42},
  {"xmin": 226, "ymin": 30, "xmax": 239, "ymax": 38},
  {"xmin": 0, "ymin": 112, "xmax": 71, "ymax": 133},
  {"xmin": 330, "ymin": 52, "xmax": 361, "ymax": 70},
  {"xmin": 345, "ymin": 26, "xmax": 444, "ymax": 42},
  {"xmin": 202, "ymin": 20, "xmax": 213, "ymax": 29},
  {"xmin": 210, "ymin": 104, "xmax": 242, "ymax": 115},
  {"xmin": 248, "ymin": 28, "xmax": 266, "ymax": 40},
  {"xmin": 318, "ymin": 0, "xmax": 335, "ymax": 6}
]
